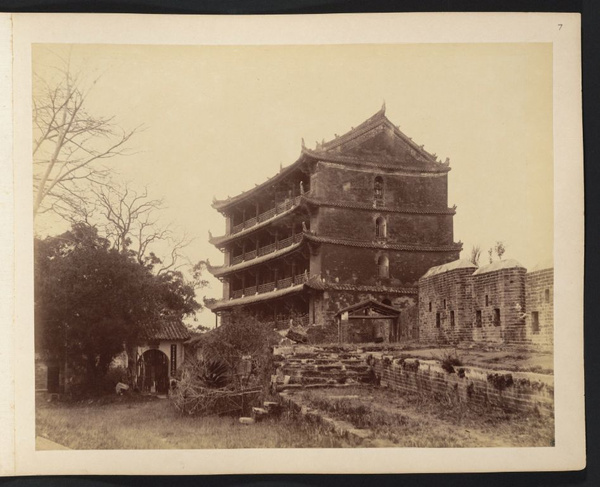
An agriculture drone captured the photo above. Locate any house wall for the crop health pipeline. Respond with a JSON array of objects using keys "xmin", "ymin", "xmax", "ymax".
[
  {"xmin": 136, "ymin": 340, "xmax": 186, "ymax": 376},
  {"xmin": 340, "ymin": 317, "xmax": 395, "ymax": 343},
  {"xmin": 525, "ymin": 268, "xmax": 554, "ymax": 347},
  {"xmin": 417, "ymin": 263, "xmax": 546, "ymax": 346},
  {"xmin": 472, "ymin": 267, "xmax": 527, "ymax": 344},
  {"xmin": 419, "ymin": 267, "xmax": 476, "ymax": 343}
]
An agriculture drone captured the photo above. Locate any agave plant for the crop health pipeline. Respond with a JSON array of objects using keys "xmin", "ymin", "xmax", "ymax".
[{"xmin": 197, "ymin": 358, "xmax": 230, "ymax": 389}]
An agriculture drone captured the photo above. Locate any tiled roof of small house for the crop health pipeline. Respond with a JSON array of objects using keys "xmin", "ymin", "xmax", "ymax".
[
  {"xmin": 141, "ymin": 319, "xmax": 191, "ymax": 341},
  {"xmin": 472, "ymin": 259, "xmax": 525, "ymax": 276},
  {"xmin": 421, "ymin": 259, "xmax": 477, "ymax": 279},
  {"xmin": 334, "ymin": 298, "xmax": 400, "ymax": 318}
]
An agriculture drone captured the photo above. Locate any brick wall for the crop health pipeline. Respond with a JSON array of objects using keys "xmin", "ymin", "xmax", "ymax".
[
  {"xmin": 374, "ymin": 356, "xmax": 554, "ymax": 416},
  {"xmin": 319, "ymin": 243, "xmax": 459, "ymax": 288},
  {"xmin": 419, "ymin": 266, "xmax": 476, "ymax": 343},
  {"xmin": 317, "ymin": 206, "xmax": 454, "ymax": 246},
  {"xmin": 314, "ymin": 163, "xmax": 449, "ymax": 208},
  {"xmin": 525, "ymin": 268, "xmax": 554, "ymax": 347},
  {"xmin": 472, "ymin": 267, "xmax": 527, "ymax": 344}
]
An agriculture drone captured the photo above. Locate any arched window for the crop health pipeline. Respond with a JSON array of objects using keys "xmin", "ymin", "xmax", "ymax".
[
  {"xmin": 374, "ymin": 176, "xmax": 384, "ymax": 203},
  {"xmin": 377, "ymin": 255, "xmax": 389, "ymax": 278},
  {"xmin": 375, "ymin": 216, "xmax": 387, "ymax": 238}
]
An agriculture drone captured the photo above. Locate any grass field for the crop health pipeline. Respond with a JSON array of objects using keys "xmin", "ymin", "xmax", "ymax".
[
  {"xmin": 36, "ymin": 395, "xmax": 352, "ymax": 449},
  {"xmin": 37, "ymin": 385, "xmax": 553, "ymax": 450}
]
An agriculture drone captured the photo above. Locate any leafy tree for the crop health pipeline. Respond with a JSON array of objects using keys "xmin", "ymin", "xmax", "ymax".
[
  {"xmin": 494, "ymin": 241, "xmax": 506, "ymax": 260},
  {"xmin": 469, "ymin": 244, "xmax": 482, "ymax": 266},
  {"xmin": 34, "ymin": 223, "xmax": 200, "ymax": 393}
]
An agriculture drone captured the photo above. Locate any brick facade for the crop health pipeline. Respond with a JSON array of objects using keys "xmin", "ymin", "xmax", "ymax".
[
  {"xmin": 419, "ymin": 259, "xmax": 552, "ymax": 347},
  {"xmin": 419, "ymin": 260, "xmax": 477, "ymax": 342},
  {"xmin": 525, "ymin": 267, "xmax": 554, "ymax": 347}
]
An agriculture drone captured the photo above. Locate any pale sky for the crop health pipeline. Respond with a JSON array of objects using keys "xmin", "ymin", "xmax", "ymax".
[{"xmin": 33, "ymin": 43, "xmax": 553, "ymax": 326}]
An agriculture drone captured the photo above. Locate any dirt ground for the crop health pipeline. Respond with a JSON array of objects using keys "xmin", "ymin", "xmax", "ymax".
[{"xmin": 296, "ymin": 385, "xmax": 554, "ymax": 448}]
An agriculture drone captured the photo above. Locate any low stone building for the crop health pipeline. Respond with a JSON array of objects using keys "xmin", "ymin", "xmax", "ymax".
[
  {"xmin": 132, "ymin": 320, "xmax": 190, "ymax": 394},
  {"xmin": 471, "ymin": 260, "xmax": 527, "ymax": 344},
  {"xmin": 418, "ymin": 259, "xmax": 478, "ymax": 343},
  {"xmin": 525, "ymin": 265, "xmax": 554, "ymax": 347},
  {"xmin": 419, "ymin": 259, "xmax": 552, "ymax": 347}
]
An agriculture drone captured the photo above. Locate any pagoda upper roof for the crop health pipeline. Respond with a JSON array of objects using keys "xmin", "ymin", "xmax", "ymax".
[{"xmin": 212, "ymin": 105, "xmax": 450, "ymax": 212}]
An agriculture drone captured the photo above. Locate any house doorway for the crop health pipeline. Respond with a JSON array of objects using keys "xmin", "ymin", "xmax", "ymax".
[{"xmin": 138, "ymin": 349, "xmax": 169, "ymax": 394}]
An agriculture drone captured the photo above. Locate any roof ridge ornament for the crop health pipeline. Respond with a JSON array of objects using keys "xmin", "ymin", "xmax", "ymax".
[{"xmin": 381, "ymin": 100, "xmax": 386, "ymax": 114}]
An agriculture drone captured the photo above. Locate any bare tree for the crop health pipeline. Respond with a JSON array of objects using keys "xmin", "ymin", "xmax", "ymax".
[
  {"xmin": 91, "ymin": 182, "xmax": 194, "ymax": 273},
  {"xmin": 33, "ymin": 56, "xmax": 139, "ymax": 218},
  {"xmin": 469, "ymin": 244, "xmax": 482, "ymax": 266}
]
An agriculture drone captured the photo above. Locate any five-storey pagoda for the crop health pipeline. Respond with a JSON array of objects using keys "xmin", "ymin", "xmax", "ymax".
[{"xmin": 207, "ymin": 106, "xmax": 462, "ymax": 339}]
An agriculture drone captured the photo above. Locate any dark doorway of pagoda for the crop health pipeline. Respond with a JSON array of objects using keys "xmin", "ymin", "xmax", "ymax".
[{"xmin": 138, "ymin": 349, "xmax": 169, "ymax": 394}]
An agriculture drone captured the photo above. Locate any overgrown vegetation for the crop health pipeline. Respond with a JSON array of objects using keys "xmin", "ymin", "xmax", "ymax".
[
  {"xmin": 34, "ymin": 223, "xmax": 202, "ymax": 396},
  {"xmin": 170, "ymin": 311, "xmax": 279, "ymax": 416},
  {"xmin": 300, "ymin": 386, "xmax": 554, "ymax": 447}
]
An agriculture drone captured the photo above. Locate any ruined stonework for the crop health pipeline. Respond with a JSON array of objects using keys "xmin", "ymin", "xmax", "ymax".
[
  {"xmin": 207, "ymin": 106, "xmax": 461, "ymax": 339},
  {"xmin": 525, "ymin": 267, "xmax": 554, "ymax": 347}
]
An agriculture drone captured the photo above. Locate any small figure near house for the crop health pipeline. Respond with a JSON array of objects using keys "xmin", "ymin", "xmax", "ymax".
[{"xmin": 115, "ymin": 382, "xmax": 129, "ymax": 395}]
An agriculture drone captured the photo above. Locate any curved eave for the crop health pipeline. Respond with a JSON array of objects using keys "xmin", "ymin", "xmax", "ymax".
[
  {"xmin": 302, "ymin": 148, "xmax": 450, "ymax": 174},
  {"xmin": 305, "ymin": 234, "xmax": 463, "ymax": 253},
  {"xmin": 305, "ymin": 279, "xmax": 418, "ymax": 295},
  {"xmin": 207, "ymin": 237, "xmax": 307, "ymax": 277},
  {"xmin": 211, "ymin": 154, "xmax": 312, "ymax": 213},
  {"xmin": 303, "ymin": 196, "xmax": 456, "ymax": 216},
  {"xmin": 208, "ymin": 283, "xmax": 309, "ymax": 312}
]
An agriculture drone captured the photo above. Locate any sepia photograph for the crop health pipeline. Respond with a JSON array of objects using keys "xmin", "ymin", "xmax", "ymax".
[
  {"xmin": 3, "ymin": 12, "xmax": 584, "ymax": 475},
  {"xmin": 32, "ymin": 41, "xmax": 555, "ymax": 450}
]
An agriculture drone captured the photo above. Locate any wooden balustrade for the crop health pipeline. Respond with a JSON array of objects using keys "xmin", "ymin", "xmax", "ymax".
[
  {"xmin": 229, "ymin": 272, "xmax": 309, "ymax": 300},
  {"xmin": 230, "ymin": 195, "xmax": 304, "ymax": 235},
  {"xmin": 278, "ymin": 276, "xmax": 293, "ymax": 289},
  {"xmin": 244, "ymin": 285, "xmax": 257, "ymax": 296}
]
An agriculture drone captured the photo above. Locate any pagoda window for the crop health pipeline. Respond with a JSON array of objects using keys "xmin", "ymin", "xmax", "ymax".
[
  {"xmin": 377, "ymin": 255, "xmax": 389, "ymax": 278},
  {"xmin": 375, "ymin": 216, "xmax": 387, "ymax": 239},
  {"xmin": 374, "ymin": 176, "xmax": 384, "ymax": 205}
]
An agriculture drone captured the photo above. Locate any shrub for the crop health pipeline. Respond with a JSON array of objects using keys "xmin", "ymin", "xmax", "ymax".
[{"xmin": 439, "ymin": 349, "xmax": 463, "ymax": 374}]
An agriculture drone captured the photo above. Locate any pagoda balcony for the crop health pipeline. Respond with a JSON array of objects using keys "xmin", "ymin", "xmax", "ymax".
[
  {"xmin": 230, "ymin": 195, "xmax": 303, "ymax": 236},
  {"xmin": 230, "ymin": 233, "xmax": 304, "ymax": 266},
  {"xmin": 229, "ymin": 271, "xmax": 309, "ymax": 300}
]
